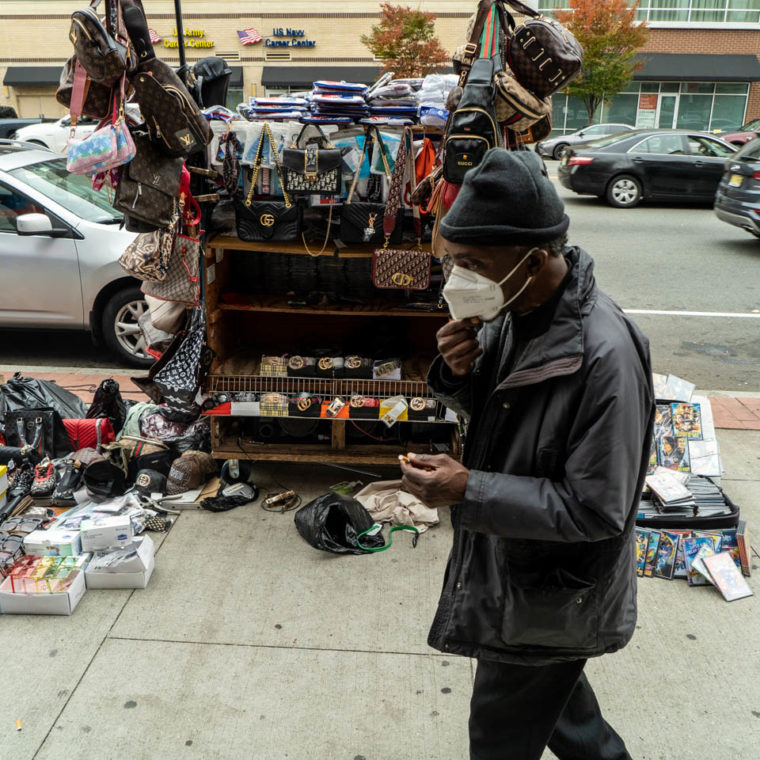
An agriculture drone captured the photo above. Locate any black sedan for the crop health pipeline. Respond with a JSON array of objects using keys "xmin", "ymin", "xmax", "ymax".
[{"xmin": 558, "ymin": 129, "xmax": 736, "ymax": 208}]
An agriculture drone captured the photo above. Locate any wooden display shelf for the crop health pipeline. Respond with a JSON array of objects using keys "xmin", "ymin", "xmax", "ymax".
[
  {"xmin": 207, "ymin": 235, "xmax": 431, "ymax": 259},
  {"xmin": 216, "ymin": 294, "xmax": 447, "ymax": 318}
]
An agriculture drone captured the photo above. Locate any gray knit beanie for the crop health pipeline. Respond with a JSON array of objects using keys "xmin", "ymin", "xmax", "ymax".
[{"xmin": 440, "ymin": 148, "xmax": 570, "ymax": 245}]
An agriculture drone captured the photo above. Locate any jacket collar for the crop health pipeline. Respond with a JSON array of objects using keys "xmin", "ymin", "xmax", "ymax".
[{"xmin": 493, "ymin": 246, "xmax": 597, "ymax": 391}]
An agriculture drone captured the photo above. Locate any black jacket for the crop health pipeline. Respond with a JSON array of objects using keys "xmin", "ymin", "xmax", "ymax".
[{"xmin": 427, "ymin": 247, "xmax": 654, "ymax": 665}]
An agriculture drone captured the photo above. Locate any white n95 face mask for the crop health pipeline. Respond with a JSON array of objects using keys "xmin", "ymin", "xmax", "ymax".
[{"xmin": 442, "ymin": 248, "xmax": 537, "ymax": 321}]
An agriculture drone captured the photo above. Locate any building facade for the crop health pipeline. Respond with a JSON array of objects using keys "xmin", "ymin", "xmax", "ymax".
[
  {"xmin": 538, "ymin": 1, "xmax": 760, "ymax": 134},
  {"xmin": 2, "ymin": 0, "xmax": 759, "ymax": 135}
]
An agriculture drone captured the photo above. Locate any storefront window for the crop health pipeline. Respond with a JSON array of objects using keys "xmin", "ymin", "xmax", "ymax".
[
  {"xmin": 676, "ymin": 94, "xmax": 712, "ymax": 129},
  {"xmin": 226, "ymin": 87, "xmax": 243, "ymax": 110},
  {"xmin": 602, "ymin": 94, "xmax": 639, "ymax": 125},
  {"xmin": 541, "ymin": 1, "xmax": 760, "ymax": 23},
  {"xmin": 710, "ymin": 94, "xmax": 747, "ymax": 130}
]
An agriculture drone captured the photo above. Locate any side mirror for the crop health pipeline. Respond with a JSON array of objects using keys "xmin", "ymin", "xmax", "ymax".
[
  {"xmin": 577, "ymin": 131, "xmax": 585, "ymax": 137},
  {"xmin": 15, "ymin": 213, "xmax": 69, "ymax": 238}
]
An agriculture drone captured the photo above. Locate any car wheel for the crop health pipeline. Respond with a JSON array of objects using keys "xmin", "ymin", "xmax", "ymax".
[
  {"xmin": 606, "ymin": 175, "xmax": 642, "ymax": 208},
  {"xmin": 101, "ymin": 287, "xmax": 153, "ymax": 367},
  {"xmin": 552, "ymin": 143, "xmax": 568, "ymax": 160}
]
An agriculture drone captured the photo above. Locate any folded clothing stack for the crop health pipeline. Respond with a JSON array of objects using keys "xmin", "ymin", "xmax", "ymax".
[
  {"xmin": 418, "ymin": 73, "xmax": 459, "ymax": 128},
  {"xmin": 306, "ymin": 81, "xmax": 371, "ymax": 122},
  {"xmin": 366, "ymin": 82, "xmax": 420, "ymax": 119},
  {"xmin": 243, "ymin": 97, "xmax": 309, "ymax": 121}
]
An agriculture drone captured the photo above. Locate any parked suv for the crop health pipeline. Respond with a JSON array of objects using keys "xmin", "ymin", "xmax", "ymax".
[
  {"xmin": 714, "ymin": 138, "xmax": 760, "ymax": 238},
  {"xmin": 0, "ymin": 140, "xmax": 150, "ymax": 366}
]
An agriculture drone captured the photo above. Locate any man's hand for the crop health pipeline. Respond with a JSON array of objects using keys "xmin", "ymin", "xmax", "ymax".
[
  {"xmin": 436, "ymin": 319, "xmax": 483, "ymax": 377},
  {"xmin": 400, "ymin": 453, "xmax": 469, "ymax": 508}
]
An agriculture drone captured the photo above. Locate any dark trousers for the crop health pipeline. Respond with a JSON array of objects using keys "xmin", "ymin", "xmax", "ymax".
[{"xmin": 469, "ymin": 658, "xmax": 632, "ymax": 760}]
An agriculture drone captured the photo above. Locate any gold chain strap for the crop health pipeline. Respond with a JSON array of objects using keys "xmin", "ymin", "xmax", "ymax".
[
  {"xmin": 245, "ymin": 123, "xmax": 292, "ymax": 209},
  {"xmin": 301, "ymin": 203, "xmax": 334, "ymax": 257}
]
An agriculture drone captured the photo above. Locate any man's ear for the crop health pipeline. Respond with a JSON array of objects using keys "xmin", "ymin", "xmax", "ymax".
[{"xmin": 526, "ymin": 247, "xmax": 549, "ymax": 276}]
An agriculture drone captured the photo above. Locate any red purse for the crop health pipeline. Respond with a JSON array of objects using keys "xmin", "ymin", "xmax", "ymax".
[{"xmin": 62, "ymin": 418, "xmax": 116, "ymax": 451}]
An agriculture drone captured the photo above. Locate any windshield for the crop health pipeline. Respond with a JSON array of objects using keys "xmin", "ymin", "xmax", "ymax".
[
  {"xmin": 738, "ymin": 118, "xmax": 760, "ymax": 132},
  {"xmin": 8, "ymin": 159, "xmax": 121, "ymax": 223}
]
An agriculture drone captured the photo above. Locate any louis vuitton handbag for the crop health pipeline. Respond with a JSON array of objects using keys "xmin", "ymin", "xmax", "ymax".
[
  {"xmin": 234, "ymin": 122, "xmax": 301, "ymax": 242},
  {"xmin": 56, "ymin": 55, "xmax": 114, "ymax": 120},
  {"xmin": 373, "ymin": 129, "xmax": 431, "ymax": 291},
  {"xmin": 282, "ymin": 124, "xmax": 342, "ymax": 196},
  {"xmin": 339, "ymin": 127, "xmax": 402, "ymax": 246}
]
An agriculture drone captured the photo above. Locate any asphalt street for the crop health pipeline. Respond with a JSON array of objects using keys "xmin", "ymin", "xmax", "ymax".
[{"xmin": 0, "ymin": 170, "xmax": 758, "ymax": 390}]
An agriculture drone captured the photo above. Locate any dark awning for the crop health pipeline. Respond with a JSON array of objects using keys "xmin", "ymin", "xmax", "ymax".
[
  {"xmin": 634, "ymin": 53, "xmax": 760, "ymax": 82},
  {"xmin": 229, "ymin": 66, "xmax": 243, "ymax": 88},
  {"xmin": 3, "ymin": 66, "xmax": 62, "ymax": 87},
  {"xmin": 261, "ymin": 66, "xmax": 380, "ymax": 88}
]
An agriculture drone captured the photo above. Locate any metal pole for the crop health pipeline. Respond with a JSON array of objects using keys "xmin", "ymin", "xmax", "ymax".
[{"xmin": 173, "ymin": 0, "xmax": 187, "ymax": 72}]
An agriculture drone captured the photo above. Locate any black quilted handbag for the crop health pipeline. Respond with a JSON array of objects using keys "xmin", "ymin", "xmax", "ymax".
[
  {"xmin": 235, "ymin": 122, "xmax": 301, "ymax": 242},
  {"xmin": 339, "ymin": 127, "xmax": 401, "ymax": 245},
  {"xmin": 282, "ymin": 125, "xmax": 342, "ymax": 196}
]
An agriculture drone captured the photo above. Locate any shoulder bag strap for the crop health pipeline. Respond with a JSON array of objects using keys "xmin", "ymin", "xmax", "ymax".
[
  {"xmin": 500, "ymin": 0, "xmax": 538, "ymax": 19},
  {"xmin": 381, "ymin": 128, "xmax": 410, "ymax": 247},
  {"xmin": 372, "ymin": 127, "xmax": 393, "ymax": 181},
  {"xmin": 458, "ymin": 0, "xmax": 497, "ymax": 87},
  {"xmin": 405, "ymin": 131, "xmax": 422, "ymax": 245},
  {"xmin": 69, "ymin": 61, "xmax": 88, "ymax": 131},
  {"xmin": 292, "ymin": 123, "xmax": 335, "ymax": 149},
  {"xmin": 263, "ymin": 122, "xmax": 292, "ymax": 209},
  {"xmin": 345, "ymin": 127, "xmax": 373, "ymax": 205},
  {"xmin": 244, "ymin": 122, "xmax": 268, "ymax": 207}
]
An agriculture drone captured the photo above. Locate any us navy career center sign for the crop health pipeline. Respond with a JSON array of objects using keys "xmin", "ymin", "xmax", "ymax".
[
  {"xmin": 164, "ymin": 28, "xmax": 215, "ymax": 48},
  {"xmin": 266, "ymin": 27, "xmax": 316, "ymax": 47}
]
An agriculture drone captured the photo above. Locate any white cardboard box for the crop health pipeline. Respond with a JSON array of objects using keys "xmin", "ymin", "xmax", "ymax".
[
  {"xmin": 24, "ymin": 529, "xmax": 82, "ymax": 557},
  {"xmin": 80, "ymin": 515, "xmax": 133, "ymax": 552},
  {"xmin": 0, "ymin": 567, "xmax": 86, "ymax": 615},
  {"xmin": 85, "ymin": 535, "xmax": 155, "ymax": 589}
]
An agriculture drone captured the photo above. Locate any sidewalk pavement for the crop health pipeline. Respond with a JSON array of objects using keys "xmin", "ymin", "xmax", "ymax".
[{"xmin": 0, "ymin": 372, "xmax": 758, "ymax": 759}]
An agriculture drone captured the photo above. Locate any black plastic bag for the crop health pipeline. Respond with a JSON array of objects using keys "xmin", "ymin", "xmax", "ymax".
[
  {"xmin": 86, "ymin": 378, "xmax": 127, "ymax": 435},
  {"xmin": 294, "ymin": 493, "xmax": 385, "ymax": 555},
  {"xmin": 0, "ymin": 373, "xmax": 87, "ymax": 419}
]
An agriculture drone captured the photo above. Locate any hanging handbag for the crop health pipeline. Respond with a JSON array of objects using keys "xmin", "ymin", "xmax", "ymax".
[
  {"xmin": 234, "ymin": 122, "xmax": 301, "ymax": 242},
  {"xmin": 141, "ymin": 232, "xmax": 201, "ymax": 306},
  {"xmin": 56, "ymin": 55, "xmax": 114, "ymax": 120},
  {"xmin": 69, "ymin": 0, "xmax": 135, "ymax": 86},
  {"xmin": 282, "ymin": 125, "xmax": 342, "ymax": 196},
  {"xmin": 501, "ymin": 0, "xmax": 583, "ymax": 98},
  {"xmin": 119, "ymin": 213, "xmax": 178, "ymax": 282},
  {"xmin": 121, "ymin": 0, "xmax": 212, "ymax": 157},
  {"xmin": 494, "ymin": 69, "xmax": 552, "ymax": 130},
  {"xmin": 66, "ymin": 74, "xmax": 135, "ymax": 175},
  {"xmin": 508, "ymin": 113, "xmax": 553, "ymax": 147},
  {"xmin": 113, "ymin": 131, "xmax": 183, "ymax": 229},
  {"xmin": 4, "ymin": 408, "xmax": 73, "ymax": 459},
  {"xmin": 373, "ymin": 129, "xmax": 431, "ymax": 291},
  {"xmin": 339, "ymin": 127, "xmax": 401, "ymax": 246}
]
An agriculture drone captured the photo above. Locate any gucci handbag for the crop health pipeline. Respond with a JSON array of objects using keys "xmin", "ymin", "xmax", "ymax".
[
  {"xmin": 234, "ymin": 122, "xmax": 301, "ymax": 242},
  {"xmin": 503, "ymin": 0, "xmax": 583, "ymax": 98},
  {"xmin": 373, "ymin": 129, "xmax": 431, "ymax": 291},
  {"xmin": 494, "ymin": 69, "xmax": 552, "ymax": 131},
  {"xmin": 282, "ymin": 125, "xmax": 342, "ymax": 196},
  {"xmin": 339, "ymin": 127, "xmax": 401, "ymax": 245},
  {"xmin": 69, "ymin": 0, "xmax": 135, "ymax": 86}
]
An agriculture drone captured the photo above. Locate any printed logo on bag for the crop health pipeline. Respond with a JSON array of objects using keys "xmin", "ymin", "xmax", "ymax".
[
  {"xmin": 317, "ymin": 357, "xmax": 334, "ymax": 371},
  {"xmin": 296, "ymin": 398, "xmax": 312, "ymax": 412},
  {"xmin": 345, "ymin": 356, "xmax": 362, "ymax": 370},
  {"xmin": 456, "ymin": 153, "xmax": 474, "ymax": 167},
  {"xmin": 288, "ymin": 355, "xmax": 305, "ymax": 370},
  {"xmin": 176, "ymin": 129, "xmax": 194, "ymax": 148},
  {"xmin": 391, "ymin": 272, "xmax": 414, "ymax": 287},
  {"xmin": 260, "ymin": 213, "xmax": 276, "ymax": 227},
  {"xmin": 410, "ymin": 397, "xmax": 426, "ymax": 412},
  {"xmin": 374, "ymin": 361, "xmax": 396, "ymax": 377}
]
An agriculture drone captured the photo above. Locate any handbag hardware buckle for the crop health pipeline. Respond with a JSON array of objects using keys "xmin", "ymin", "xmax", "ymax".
[
  {"xmin": 304, "ymin": 144, "xmax": 319, "ymax": 182},
  {"xmin": 548, "ymin": 69, "xmax": 563, "ymax": 83},
  {"xmin": 538, "ymin": 57, "xmax": 553, "ymax": 71},
  {"xmin": 530, "ymin": 47, "xmax": 545, "ymax": 62},
  {"xmin": 391, "ymin": 271, "xmax": 414, "ymax": 287},
  {"xmin": 521, "ymin": 35, "xmax": 536, "ymax": 50}
]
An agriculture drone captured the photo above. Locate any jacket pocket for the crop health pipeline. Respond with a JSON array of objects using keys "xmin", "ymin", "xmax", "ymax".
[{"xmin": 501, "ymin": 569, "xmax": 598, "ymax": 650}]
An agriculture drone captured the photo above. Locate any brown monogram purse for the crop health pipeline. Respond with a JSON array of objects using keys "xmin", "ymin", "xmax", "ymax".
[
  {"xmin": 56, "ymin": 55, "xmax": 114, "ymax": 120},
  {"xmin": 372, "ymin": 128, "xmax": 431, "ymax": 291}
]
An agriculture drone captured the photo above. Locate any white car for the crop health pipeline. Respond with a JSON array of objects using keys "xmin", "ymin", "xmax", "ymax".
[
  {"xmin": 13, "ymin": 115, "xmax": 99, "ymax": 154},
  {"xmin": 0, "ymin": 140, "xmax": 151, "ymax": 366}
]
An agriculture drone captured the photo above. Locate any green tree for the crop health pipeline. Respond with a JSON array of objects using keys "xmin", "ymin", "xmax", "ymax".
[
  {"xmin": 361, "ymin": 3, "xmax": 449, "ymax": 78},
  {"xmin": 556, "ymin": 0, "xmax": 649, "ymax": 123}
]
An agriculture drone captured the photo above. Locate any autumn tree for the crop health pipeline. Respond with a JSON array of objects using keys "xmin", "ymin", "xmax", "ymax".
[
  {"xmin": 361, "ymin": 3, "xmax": 449, "ymax": 78},
  {"xmin": 556, "ymin": 0, "xmax": 649, "ymax": 123}
]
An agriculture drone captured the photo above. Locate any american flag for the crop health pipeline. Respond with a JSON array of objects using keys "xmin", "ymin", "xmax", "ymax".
[
  {"xmin": 148, "ymin": 28, "xmax": 162, "ymax": 44},
  {"xmin": 237, "ymin": 28, "xmax": 263, "ymax": 45}
]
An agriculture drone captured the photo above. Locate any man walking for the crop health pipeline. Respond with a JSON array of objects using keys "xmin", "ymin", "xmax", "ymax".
[{"xmin": 400, "ymin": 149, "xmax": 654, "ymax": 760}]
